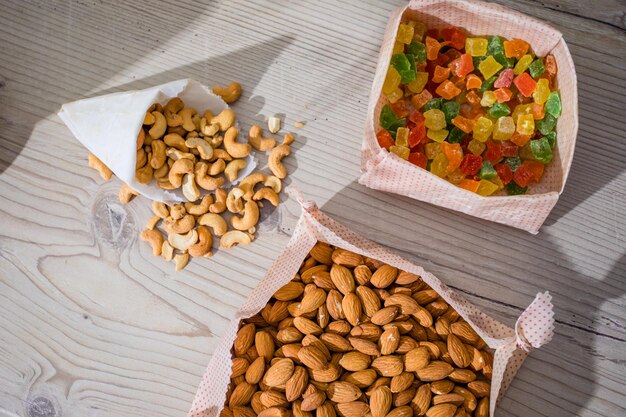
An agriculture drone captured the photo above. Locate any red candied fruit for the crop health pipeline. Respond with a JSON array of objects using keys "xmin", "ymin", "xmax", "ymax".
[
  {"xmin": 409, "ymin": 152, "xmax": 428, "ymax": 169},
  {"xmin": 495, "ymin": 163, "xmax": 513, "ymax": 184},
  {"xmin": 459, "ymin": 154, "xmax": 483, "ymax": 176},
  {"xmin": 377, "ymin": 129, "xmax": 394, "ymax": 150}
]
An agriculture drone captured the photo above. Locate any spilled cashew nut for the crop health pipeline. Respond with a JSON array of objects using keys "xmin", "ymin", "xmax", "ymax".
[
  {"xmin": 212, "ymin": 82, "xmax": 242, "ymax": 104},
  {"xmin": 88, "ymin": 153, "xmax": 112, "ymax": 180},
  {"xmin": 152, "ymin": 201, "xmax": 169, "ymax": 218},
  {"xmin": 253, "ymin": 187, "xmax": 279, "ymax": 206},
  {"xmin": 231, "ymin": 200, "xmax": 260, "ymax": 231},
  {"xmin": 209, "ymin": 159, "xmax": 226, "ymax": 176},
  {"xmin": 168, "ymin": 158, "xmax": 194, "ymax": 188},
  {"xmin": 226, "ymin": 187, "xmax": 245, "ymax": 214},
  {"xmin": 188, "ymin": 226, "xmax": 213, "ymax": 257},
  {"xmin": 210, "ymin": 149, "xmax": 233, "ymax": 162},
  {"xmin": 165, "ymin": 213, "xmax": 196, "ymax": 234},
  {"xmin": 157, "ymin": 177, "xmax": 176, "ymax": 189},
  {"xmin": 210, "ymin": 108, "xmax": 236, "ymax": 131},
  {"xmin": 169, "ymin": 204, "xmax": 186, "ymax": 220},
  {"xmin": 220, "ymin": 230, "xmax": 252, "ymax": 249},
  {"xmin": 264, "ymin": 175, "xmax": 282, "ymax": 193},
  {"xmin": 135, "ymin": 164, "xmax": 154, "ymax": 184},
  {"xmin": 141, "ymin": 229, "xmax": 163, "ymax": 256},
  {"xmin": 224, "ymin": 159, "xmax": 247, "ymax": 182},
  {"xmin": 182, "ymin": 173, "xmax": 200, "ymax": 202},
  {"xmin": 268, "ymin": 144, "xmax": 291, "ymax": 179},
  {"xmin": 166, "ymin": 148, "xmax": 195, "ymax": 161},
  {"xmin": 210, "ymin": 188, "xmax": 227, "ymax": 213},
  {"xmin": 197, "ymin": 213, "xmax": 228, "ymax": 236},
  {"xmin": 195, "ymin": 162, "xmax": 225, "ymax": 191},
  {"xmin": 268, "ymin": 116, "xmax": 281, "ymax": 134},
  {"xmin": 118, "ymin": 184, "xmax": 139, "ymax": 204},
  {"xmin": 168, "ymin": 229, "xmax": 198, "ymax": 251},
  {"xmin": 283, "ymin": 133, "xmax": 295, "ymax": 145},
  {"xmin": 239, "ymin": 173, "xmax": 267, "ymax": 196},
  {"xmin": 150, "ymin": 140, "xmax": 166, "ymax": 169},
  {"xmin": 248, "ymin": 124, "xmax": 276, "ymax": 151},
  {"xmin": 185, "ymin": 137, "xmax": 214, "ymax": 160},
  {"xmin": 200, "ymin": 118, "xmax": 220, "ymax": 137},
  {"xmin": 161, "ymin": 241, "xmax": 174, "ymax": 261},
  {"xmin": 207, "ymin": 135, "xmax": 223, "ymax": 148},
  {"xmin": 186, "ymin": 195, "xmax": 213, "ymax": 216},
  {"xmin": 174, "ymin": 253, "xmax": 190, "ymax": 271},
  {"xmin": 179, "ymin": 107, "xmax": 197, "ymax": 132},
  {"xmin": 223, "ymin": 127, "xmax": 251, "ymax": 158},
  {"xmin": 146, "ymin": 215, "xmax": 160, "ymax": 230},
  {"xmin": 164, "ymin": 133, "xmax": 189, "ymax": 152}
]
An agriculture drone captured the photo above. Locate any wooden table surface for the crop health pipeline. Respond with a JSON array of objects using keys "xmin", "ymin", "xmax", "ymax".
[{"xmin": 1, "ymin": 0, "xmax": 624, "ymax": 416}]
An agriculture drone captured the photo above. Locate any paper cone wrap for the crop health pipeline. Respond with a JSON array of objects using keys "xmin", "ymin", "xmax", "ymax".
[
  {"xmin": 359, "ymin": 0, "xmax": 578, "ymax": 234},
  {"xmin": 59, "ymin": 79, "xmax": 255, "ymax": 204},
  {"xmin": 187, "ymin": 190, "xmax": 555, "ymax": 417}
]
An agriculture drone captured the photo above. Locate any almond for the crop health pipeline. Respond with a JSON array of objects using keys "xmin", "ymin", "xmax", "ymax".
[
  {"xmin": 404, "ymin": 347, "xmax": 430, "ymax": 372},
  {"xmin": 370, "ymin": 265, "xmax": 398, "ymax": 288},
  {"xmin": 286, "ymin": 366, "xmax": 309, "ymax": 401},
  {"xmin": 231, "ymin": 357, "xmax": 250, "ymax": 378},
  {"xmin": 245, "ymin": 356, "xmax": 266, "ymax": 384},
  {"xmin": 384, "ymin": 321, "xmax": 413, "ymax": 334},
  {"xmin": 393, "ymin": 387, "xmax": 416, "ymax": 407},
  {"xmin": 326, "ymin": 290, "xmax": 345, "ymax": 320},
  {"xmin": 301, "ymin": 390, "xmax": 326, "ymax": 411},
  {"xmin": 467, "ymin": 380, "xmax": 490, "ymax": 398},
  {"xmin": 384, "ymin": 294, "xmax": 420, "ymax": 315},
  {"xmin": 448, "ymin": 369, "xmax": 476, "ymax": 384},
  {"xmin": 350, "ymin": 323, "xmax": 382, "ymax": 341},
  {"xmin": 320, "ymin": 333, "xmax": 353, "ymax": 352},
  {"xmin": 412, "ymin": 306, "xmax": 433, "ymax": 328},
  {"xmin": 390, "ymin": 372, "xmax": 414, "ymax": 393},
  {"xmin": 263, "ymin": 358, "xmax": 294, "ymax": 387},
  {"xmin": 369, "ymin": 386, "xmax": 392, "ymax": 417},
  {"xmin": 327, "ymin": 381, "xmax": 362, "ymax": 403},
  {"xmin": 433, "ymin": 393, "xmax": 464, "ymax": 406},
  {"xmin": 341, "ymin": 369, "xmax": 377, "ymax": 388},
  {"xmin": 379, "ymin": 326, "xmax": 400, "ymax": 355},
  {"xmin": 410, "ymin": 383, "xmax": 431, "ymax": 416},
  {"xmin": 338, "ymin": 351, "xmax": 371, "ymax": 372},
  {"xmin": 221, "ymin": 407, "xmax": 235, "ymax": 417},
  {"xmin": 277, "ymin": 327, "xmax": 304, "ymax": 344},
  {"xmin": 447, "ymin": 334, "xmax": 471, "ymax": 369},
  {"xmin": 425, "ymin": 404, "xmax": 457, "ymax": 417},
  {"xmin": 300, "ymin": 287, "xmax": 327, "ymax": 313},
  {"xmin": 356, "ymin": 286, "xmax": 381, "ymax": 317},
  {"xmin": 395, "ymin": 271, "xmax": 419, "ymax": 285},
  {"xmin": 318, "ymin": 304, "xmax": 330, "ymax": 329},
  {"xmin": 308, "ymin": 364, "xmax": 342, "ymax": 383},
  {"xmin": 371, "ymin": 355, "xmax": 404, "ymax": 377},
  {"xmin": 452, "ymin": 387, "xmax": 477, "ymax": 412},
  {"xmin": 419, "ymin": 341, "xmax": 441, "ymax": 359},
  {"xmin": 348, "ymin": 337, "xmax": 380, "ymax": 356},
  {"xmin": 353, "ymin": 265, "xmax": 372, "ymax": 285},
  {"xmin": 475, "ymin": 397, "xmax": 489, "ymax": 417},
  {"xmin": 298, "ymin": 345, "xmax": 328, "ymax": 370},
  {"xmin": 335, "ymin": 401, "xmax": 370, "ymax": 417},
  {"xmin": 396, "ymin": 336, "xmax": 419, "ymax": 354},
  {"xmin": 330, "ymin": 264, "xmax": 356, "ymax": 295},
  {"xmin": 331, "ymin": 248, "xmax": 363, "ymax": 267},
  {"xmin": 313, "ymin": 271, "xmax": 335, "ymax": 291},
  {"xmin": 258, "ymin": 407, "xmax": 290, "ymax": 417},
  {"xmin": 233, "ymin": 406, "xmax": 256, "ymax": 417},
  {"xmin": 260, "ymin": 390, "xmax": 289, "ymax": 408},
  {"xmin": 293, "ymin": 401, "xmax": 312, "ymax": 417},
  {"xmin": 294, "ymin": 317, "xmax": 323, "ymax": 335},
  {"xmin": 234, "ymin": 323, "xmax": 256, "ymax": 356},
  {"xmin": 300, "ymin": 256, "xmax": 317, "ymax": 277},
  {"xmin": 386, "ymin": 406, "xmax": 413, "ymax": 417},
  {"xmin": 328, "ymin": 320, "xmax": 352, "ymax": 336},
  {"xmin": 413, "ymin": 289, "xmax": 439, "ymax": 305},
  {"xmin": 468, "ymin": 346, "xmax": 485, "ymax": 371},
  {"xmin": 450, "ymin": 321, "xmax": 479, "ymax": 345},
  {"xmin": 415, "ymin": 361, "xmax": 453, "ymax": 381},
  {"xmin": 370, "ymin": 306, "xmax": 399, "ymax": 326},
  {"xmin": 431, "ymin": 380, "xmax": 455, "ymax": 395},
  {"xmin": 435, "ymin": 317, "xmax": 451, "ymax": 338},
  {"xmin": 274, "ymin": 281, "xmax": 305, "ymax": 301},
  {"xmin": 426, "ymin": 300, "xmax": 449, "ymax": 317},
  {"xmin": 281, "ymin": 343, "xmax": 302, "ymax": 361},
  {"xmin": 342, "ymin": 292, "xmax": 362, "ymax": 326},
  {"xmin": 302, "ymin": 335, "xmax": 331, "ymax": 360},
  {"xmin": 453, "ymin": 409, "xmax": 467, "ymax": 417},
  {"xmin": 256, "ymin": 330, "xmax": 275, "ymax": 362},
  {"xmin": 229, "ymin": 382, "xmax": 257, "ymax": 407},
  {"xmin": 310, "ymin": 242, "xmax": 334, "ymax": 264},
  {"xmin": 317, "ymin": 402, "xmax": 337, "ymax": 417}
]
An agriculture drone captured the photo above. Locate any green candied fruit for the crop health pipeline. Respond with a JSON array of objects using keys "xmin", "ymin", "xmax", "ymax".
[
  {"xmin": 488, "ymin": 36, "xmax": 515, "ymax": 68},
  {"xmin": 478, "ymin": 75, "xmax": 497, "ymax": 94},
  {"xmin": 503, "ymin": 156, "xmax": 521, "ymax": 172},
  {"xmin": 406, "ymin": 42, "xmax": 426, "ymax": 63},
  {"xmin": 447, "ymin": 127, "xmax": 465, "ymax": 144},
  {"xmin": 391, "ymin": 53, "xmax": 416, "ymax": 84},
  {"xmin": 529, "ymin": 137, "xmax": 553, "ymax": 164},
  {"xmin": 506, "ymin": 181, "xmax": 528, "ymax": 195},
  {"xmin": 545, "ymin": 91, "xmax": 562, "ymax": 118},
  {"xmin": 488, "ymin": 102, "xmax": 511, "ymax": 118},
  {"xmin": 528, "ymin": 59, "xmax": 545, "ymax": 78},
  {"xmin": 423, "ymin": 98, "xmax": 444, "ymax": 111},
  {"xmin": 536, "ymin": 113, "xmax": 557, "ymax": 135},
  {"xmin": 380, "ymin": 104, "xmax": 405, "ymax": 133},
  {"xmin": 442, "ymin": 101, "xmax": 460, "ymax": 124},
  {"xmin": 543, "ymin": 131, "xmax": 557, "ymax": 148},
  {"xmin": 479, "ymin": 161, "xmax": 497, "ymax": 180}
]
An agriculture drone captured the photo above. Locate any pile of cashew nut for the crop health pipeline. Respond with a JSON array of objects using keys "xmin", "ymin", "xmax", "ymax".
[{"xmin": 88, "ymin": 82, "xmax": 297, "ymax": 271}]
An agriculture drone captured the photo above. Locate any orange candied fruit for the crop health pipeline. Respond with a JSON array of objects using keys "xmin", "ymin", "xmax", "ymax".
[
  {"xmin": 425, "ymin": 36, "xmax": 443, "ymax": 60},
  {"xmin": 532, "ymin": 103, "xmax": 545, "ymax": 120},
  {"xmin": 452, "ymin": 115, "xmax": 475, "ymax": 133},
  {"xmin": 494, "ymin": 87, "xmax": 513, "ymax": 103},
  {"xmin": 459, "ymin": 179, "xmax": 480, "ymax": 192},
  {"xmin": 465, "ymin": 74, "xmax": 482, "ymax": 90},
  {"xmin": 433, "ymin": 65, "xmax": 451, "ymax": 83},
  {"xmin": 503, "ymin": 38, "xmax": 529, "ymax": 59},
  {"xmin": 510, "ymin": 132, "xmax": 531, "ymax": 147},
  {"xmin": 411, "ymin": 89, "xmax": 433, "ymax": 110},
  {"xmin": 390, "ymin": 99, "xmax": 409, "ymax": 118},
  {"xmin": 436, "ymin": 80, "xmax": 462, "ymax": 100},
  {"xmin": 465, "ymin": 90, "xmax": 481, "ymax": 105}
]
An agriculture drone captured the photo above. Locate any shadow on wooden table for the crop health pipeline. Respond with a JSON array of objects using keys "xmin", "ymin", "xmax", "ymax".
[{"xmin": 319, "ymin": 179, "xmax": 625, "ymax": 417}]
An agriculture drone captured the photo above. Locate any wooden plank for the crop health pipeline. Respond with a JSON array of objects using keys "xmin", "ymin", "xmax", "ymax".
[{"xmin": 0, "ymin": 0, "xmax": 624, "ymax": 416}]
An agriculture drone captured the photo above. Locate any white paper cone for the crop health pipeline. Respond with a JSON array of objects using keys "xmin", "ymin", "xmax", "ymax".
[{"xmin": 59, "ymin": 79, "xmax": 256, "ymax": 204}]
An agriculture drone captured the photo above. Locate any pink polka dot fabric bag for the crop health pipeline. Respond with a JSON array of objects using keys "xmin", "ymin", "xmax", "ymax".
[
  {"xmin": 359, "ymin": 0, "xmax": 578, "ymax": 234},
  {"xmin": 187, "ymin": 193, "xmax": 555, "ymax": 417}
]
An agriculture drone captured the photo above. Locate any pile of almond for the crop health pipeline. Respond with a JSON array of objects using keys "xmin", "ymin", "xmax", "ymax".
[{"xmin": 223, "ymin": 244, "xmax": 493, "ymax": 417}]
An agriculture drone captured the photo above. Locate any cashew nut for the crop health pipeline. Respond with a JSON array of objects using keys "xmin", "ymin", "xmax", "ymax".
[
  {"xmin": 179, "ymin": 107, "xmax": 197, "ymax": 132},
  {"xmin": 200, "ymin": 117, "xmax": 220, "ymax": 137},
  {"xmin": 248, "ymin": 125, "xmax": 276, "ymax": 151},
  {"xmin": 154, "ymin": 163, "xmax": 169, "ymax": 179},
  {"xmin": 220, "ymin": 230, "xmax": 252, "ymax": 249},
  {"xmin": 166, "ymin": 148, "xmax": 195, "ymax": 161},
  {"xmin": 268, "ymin": 116, "xmax": 281, "ymax": 134},
  {"xmin": 157, "ymin": 177, "xmax": 176, "ymax": 189},
  {"xmin": 164, "ymin": 97, "xmax": 184, "ymax": 113},
  {"xmin": 148, "ymin": 111, "xmax": 167, "ymax": 139},
  {"xmin": 164, "ymin": 133, "xmax": 189, "ymax": 152},
  {"xmin": 150, "ymin": 139, "xmax": 166, "ymax": 169},
  {"xmin": 137, "ymin": 128, "xmax": 145, "ymax": 150},
  {"xmin": 264, "ymin": 175, "xmax": 282, "ymax": 193},
  {"xmin": 152, "ymin": 201, "xmax": 169, "ymax": 218},
  {"xmin": 185, "ymin": 194, "xmax": 213, "ymax": 216},
  {"xmin": 226, "ymin": 187, "xmax": 245, "ymax": 214},
  {"xmin": 168, "ymin": 158, "xmax": 194, "ymax": 188},
  {"xmin": 88, "ymin": 153, "xmax": 112, "ymax": 180},
  {"xmin": 141, "ymin": 229, "xmax": 163, "ymax": 256},
  {"xmin": 168, "ymin": 229, "xmax": 198, "ymax": 251},
  {"xmin": 231, "ymin": 200, "xmax": 259, "ymax": 231},
  {"xmin": 167, "ymin": 125, "xmax": 187, "ymax": 136},
  {"xmin": 212, "ymin": 82, "xmax": 242, "ymax": 104},
  {"xmin": 211, "ymin": 108, "xmax": 236, "ymax": 131},
  {"xmin": 209, "ymin": 159, "xmax": 226, "ymax": 175},
  {"xmin": 174, "ymin": 253, "xmax": 190, "ymax": 271},
  {"xmin": 161, "ymin": 240, "xmax": 174, "ymax": 261},
  {"xmin": 165, "ymin": 109, "xmax": 183, "ymax": 127},
  {"xmin": 207, "ymin": 135, "xmax": 223, "ymax": 148},
  {"xmin": 210, "ymin": 149, "xmax": 233, "ymax": 162},
  {"xmin": 182, "ymin": 173, "xmax": 200, "ymax": 202},
  {"xmin": 192, "ymin": 114, "xmax": 202, "ymax": 131},
  {"xmin": 143, "ymin": 112, "xmax": 155, "ymax": 126},
  {"xmin": 197, "ymin": 213, "xmax": 228, "ymax": 236},
  {"xmin": 146, "ymin": 215, "xmax": 160, "ymax": 230},
  {"xmin": 195, "ymin": 161, "xmax": 225, "ymax": 191},
  {"xmin": 224, "ymin": 159, "xmax": 247, "ymax": 182},
  {"xmin": 169, "ymin": 204, "xmax": 186, "ymax": 220},
  {"xmin": 239, "ymin": 173, "xmax": 267, "ymax": 200},
  {"xmin": 148, "ymin": 103, "xmax": 163, "ymax": 113},
  {"xmin": 253, "ymin": 187, "xmax": 279, "ymax": 206},
  {"xmin": 210, "ymin": 188, "xmax": 227, "ymax": 213},
  {"xmin": 223, "ymin": 127, "xmax": 251, "ymax": 158},
  {"xmin": 135, "ymin": 164, "xmax": 154, "ymax": 184},
  {"xmin": 188, "ymin": 226, "xmax": 213, "ymax": 257},
  {"xmin": 185, "ymin": 137, "xmax": 214, "ymax": 160},
  {"xmin": 118, "ymin": 184, "xmax": 139, "ymax": 204},
  {"xmin": 136, "ymin": 148, "xmax": 147, "ymax": 169},
  {"xmin": 268, "ymin": 144, "xmax": 290, "ymax": 179},
  {"xmin": 283, "ymin": 133, "xmax": 295, "ymax": 145},
  {"xmin": 165, "ymin": 214, "xmax": 196, "ymax": 234}
]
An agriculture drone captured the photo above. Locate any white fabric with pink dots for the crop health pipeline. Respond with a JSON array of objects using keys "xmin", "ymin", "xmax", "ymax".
[
  {"xmin": 187, "ymin": 193, "xmax": 555, "ymax": 417},
  {"xmin": 359, "ymin": 0, "xmax": 578, "ymax": 234}
]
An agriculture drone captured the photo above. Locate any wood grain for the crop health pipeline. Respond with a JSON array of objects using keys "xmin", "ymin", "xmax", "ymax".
[{"xmin": 0, "ymin": 0, "xmax": 624, "ymax": 416}]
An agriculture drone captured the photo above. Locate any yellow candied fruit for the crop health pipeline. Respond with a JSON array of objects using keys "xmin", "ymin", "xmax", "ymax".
[
  {"xmin": 425, "ymin": 142, "xmax": 441, "ymax": 159},
  {"xmin": 533, "ymin": 78, "xmax": 550, "ymax": 105},
  {"xmin": 382, "ymin": 66, "xmax": 401, "ymax": 95},
  {"xmin": 393, "ymin": 41, "xmax": 404, "ymax": 55},
  {"xmin": 448, "ymin": 169, "xmax": 465, "ymax": 184},
  {"xmin": 396, "ymin": 127, "xmax": 409, "ymax": 147},
  {"xmin": 512, "ymin": 103, "xmax": 533, "ymax": 122},
  {"xmin": 431, "ymin": 153, "xmax": 449, "ymax": 178},
  {"xmin": 472, "ymin": 116, "xmax": 494, "ymax": 142},
  {"xmin": 478, "ymin": 56, "xmax": 503, "ymax": 80},
  {"xmin": 490, "ymin": 175, "xmax": 504, "ymax": 190},
  {"xmin": 516, "ymin": 114, "xmax": 535, "ymax": 136},
  {"xmin": 407, "ymin": 72, "xmax": 429, "ymax": 93},
  {"xmin": 468, "ymin": 139, "xmax": 486, "ymax": 155},
  {"xmin": 492, "ymin": 116, "xmax": 515, "ymax": 141},
  {"xmin": 412, "ymin": 21, "xmax": 427, "ymax": 42},
  {"xmin": 386, "ymin": 87, "xmax": 403, "ymax": 103},
  {"xmin": 480, "ymin": 91, "xmax": 497, "ymax": 107},
  {"xmin": 465, "ymin": 38, "xmax": 488, "ymax": 56},
  {"xmin": 514, "ymin": 54, "xmax": 534, "ymax": 75},
  {"xmin": 427, "ymin": 128, "xmax": 449, "ymax": 143},
  {"xmin": 476, "ymin": 179, "xmax": 499, "ymax": 196},
  {"xmin": 397, "ymin": 23, "xmax": 414, "ymax": 44},
  {"xmin": 423, "ymin": 108, "xmax": 446, "ymax": 130},
  {"xmin": 389, "ymin": 145, "xmax": 410, "ymax": 160}
]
